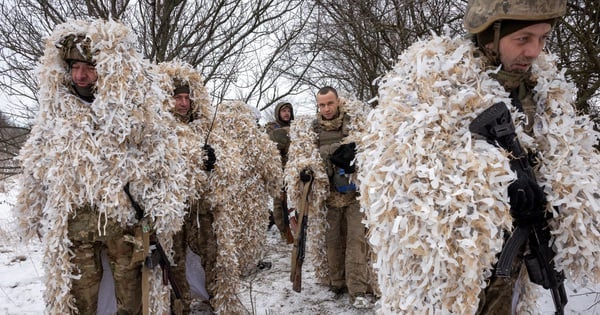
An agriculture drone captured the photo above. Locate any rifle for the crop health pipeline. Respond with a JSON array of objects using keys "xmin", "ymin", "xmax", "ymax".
[
  {"xmin": 124, "ymin": 183, "xmax": 182, "ymax": 314},
  {"xmin": 145, "ymin": 233, "xmax": 182, "ymax": 300},
  {"xmin": 290, "ymin": 170, "xmax": 313, "ymax": 292},
  {"xmin": 469, "ymin": 102, "xmax": 567, "ymax": 315}
]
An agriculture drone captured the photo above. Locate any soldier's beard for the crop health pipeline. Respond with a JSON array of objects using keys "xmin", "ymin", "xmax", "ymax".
[{"xmin": 72, "ymin": 83, "xmax": 96, "ymax": 103}]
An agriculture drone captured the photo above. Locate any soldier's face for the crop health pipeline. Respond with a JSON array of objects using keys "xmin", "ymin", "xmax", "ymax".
[
  {"xmin": 495, "ymin": 23, "xmax": 552, "ymax": 73},
  {"xmin": 279, "ymin": 106, "xmax": 292, "ymax": 122},
  {"xmin": 174, "ymin": 93, "xmax": 191, "ymax": 115},
  {"xmin": 317, "ymin": 91, "xmax": 339, "ymax": 120},
  {"xmin": 70, "ymin": 61, "xmax": 97, "ymax": 87}
]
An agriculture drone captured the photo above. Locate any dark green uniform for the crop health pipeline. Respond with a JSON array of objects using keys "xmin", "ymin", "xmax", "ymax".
[{"xmin": 265, "ymin": 102, "xmax": 294, "ymax": 240}]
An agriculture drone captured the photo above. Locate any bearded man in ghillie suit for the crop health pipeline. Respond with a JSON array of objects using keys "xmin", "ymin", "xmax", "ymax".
[
  {"xmin": 14, "ymin": 19, "xmax": 189, "ymax": 314},
  {"xmin": 357, "ymin": 0, "xmax": 600, "ymax": 314},
  {"xmin": 157, "ymin": 61, "xmax": 283, "ymax": 314},
  {"xmin": 265, "ymin": 101, "xmax": 295, "ymax": 243}
]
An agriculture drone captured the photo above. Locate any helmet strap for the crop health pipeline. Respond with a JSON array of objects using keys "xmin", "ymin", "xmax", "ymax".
[
  {"xmin": 492, "ymin": 21, "xmax": 501, "ymax": 58},
  {"xmin": 68, "ymin": 83, "xmax": 95, "ymax": 103},
  {"xmin": 480, "ymin": 21, "xmax": 502, "ymax": 67}
]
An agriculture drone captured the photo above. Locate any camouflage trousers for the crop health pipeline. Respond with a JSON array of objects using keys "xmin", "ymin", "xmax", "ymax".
[
  {"xmin": 272, "ymin": 194, "xmax": 288, "ymax": 238},
  {"xmin": 172, "ymin": 230, "xmax": 192, "ymax": 314},
  {"xmin": 68, "ymin": 212, "xmax": 141, "ymax": 315},
  {"xmin": 476, "ymin": 256, "xmax": 523, "ymax": 315},
  {"xmin": 172, "ymin": 199, "xmax": 217, "ymax": 310},
  {"xmin": 325, "ymin": 198, "xmax": 369, "ymax": 298}
]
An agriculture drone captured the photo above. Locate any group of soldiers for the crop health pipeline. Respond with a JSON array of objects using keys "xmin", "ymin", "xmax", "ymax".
[
  {"xmin": 13, "ymin": 0, "xmax": 600, "ymax": 314},
  {"xmin": 15, "ymin": 18, "xmax": 282, "ymax": 315}
]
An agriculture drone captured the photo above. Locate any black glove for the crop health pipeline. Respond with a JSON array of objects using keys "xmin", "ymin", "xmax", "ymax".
[
  {"xmin": 330, "ymin": 142, "xmax": 356, "ymax": 173},
  {"xmin": 507, "ymin": 174, "xmax": 547, "ymax": 226},
  {"xmin": 299, "ymin": 169, "xmax": 312, "ymax": 183},
  {"xmin": 203, "ymin": 144, "xmax": 216, "ymax": 172}
]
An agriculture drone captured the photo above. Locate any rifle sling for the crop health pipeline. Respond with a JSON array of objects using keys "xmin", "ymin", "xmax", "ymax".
[
  {"xmin": 291, "ymin": 176, "xmax": 313, "ymax": 291},
  {"xmin": 296, "ymin": 179, "xmax": 312, "ymax": 235},
  {"xmin": 141, "ymin": 218, "xmax": 151, "ymax": 315}
]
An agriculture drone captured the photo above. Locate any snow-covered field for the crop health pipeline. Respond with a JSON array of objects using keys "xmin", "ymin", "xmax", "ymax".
[{"xmin": 1, "ymin": 178, "xmax": 599, "ymax": 314}]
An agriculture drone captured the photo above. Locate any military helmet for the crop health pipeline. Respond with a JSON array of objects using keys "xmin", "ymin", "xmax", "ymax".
[
  {"xmin": 464, "ymin": 0, "xmax": 566, "ymax": 34},
  {"xmin": 58, "ymin": 34, "xmax": 95, "ymax": 65}
]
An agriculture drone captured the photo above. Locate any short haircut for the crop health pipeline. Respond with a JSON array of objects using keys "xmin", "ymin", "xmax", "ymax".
[{"xmin": 317, "ymin": 86, "xmax": 338, "ymax": 98}]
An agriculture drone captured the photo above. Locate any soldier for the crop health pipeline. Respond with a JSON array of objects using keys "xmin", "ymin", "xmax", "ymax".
[
  {"xmin": 286, "ymin": 87, "xmax": 372, "ymax": 309},
  {"xmin": 157, "ymin": 61, "xmax": 282, "ymax": 314},
  {"xmin": 265, "ymin": 101, "xmax": 295, "ymax": 243},
  {"xmin": 358, "ymin": 0, "xmax": 600, "ymax": 313},
  {"xmin": 14, "ymin": 19, "xmax": 188, "ymax": 314},
  {"xmin": 159, "ymin": 60, "xmax": 217, "ymax": 314}
]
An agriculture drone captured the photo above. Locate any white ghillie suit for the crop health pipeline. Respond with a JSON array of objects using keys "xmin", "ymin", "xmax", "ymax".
[
  {"xmin": 285, "ymin": 97, "xmax": 369, "ymax": 285},
  {"xmin": 154, "ymin": 60, "xmax": 215, "ymax": 311},
  {"xmin": 155, "ymin": 61, "xmax": 283, "ymax": 313},
  {"xmin": 226, "ymin": 103, "xmax": 283, "ymax": 273},
  {"xmin": 14, "ymin": 19, "xmax": 188, "ymax": 314},
  {"xmin": 155, "ymin": 60, "xmax": 212, "ymax": 201},
  {"xmin": 357, "ymin": 33, "xmax": 600, "ymax": 314},
  {"xmin": 206, "ymin": 101, "xmax": 282, "ymax": 314}
]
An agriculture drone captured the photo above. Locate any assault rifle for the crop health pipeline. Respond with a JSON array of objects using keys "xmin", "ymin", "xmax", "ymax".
[
  {"xmin": 145, "ymin": 234, "xmax": 182, "ymax": 300},
  {"xmin": 469, "ymin": 102, "xmax": 567, "ymax": 315},
  {"xmin": 123, "ymin": 183, "xmax": 182, "ymax": 309},
  {"xmin": 290, "ymin": 170, "xmax": 313, "ymax": 292}
]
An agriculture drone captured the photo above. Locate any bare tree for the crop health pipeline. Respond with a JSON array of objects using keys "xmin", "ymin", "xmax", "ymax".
[
  {"xmin": 127, "ymin": 0, "xmax": 309, "ymax": 106},
  {"xmin": 292, "ymin": 0, "xmax": 465, "ymax": 101},
  {"xmin": 0, "ymin": 0, "xmax": 311, "ymax": 177},
  {"xmin": 0, "ymin": 0, "xmax": 309, "ymax": 107},
  {"xmin": 0, "ymin": 111, "xmax": 28, "ymax": 179},
  {"xmin": 295, "ymin": 0, "xmax": 598, "ymax": 115},
  {"xmin": 552, "ymin": 0, "xmax": 600, "ymax": 114}
]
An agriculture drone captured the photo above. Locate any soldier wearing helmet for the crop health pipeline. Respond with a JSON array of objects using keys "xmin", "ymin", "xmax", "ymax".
[
  {"xmin": 465, "ymin": 2, "xmax": 567, "ymax": 312},
  {"xmin": 465, "ymin": 0, "xmax": 566, "ymax": 70},
  {"xmin": 15, "ymin": 19, "xmax": 191, "ymax": 314},
  {"xmin": 358, "ymin": 0, "xmax": 600, "ymax": 313}
]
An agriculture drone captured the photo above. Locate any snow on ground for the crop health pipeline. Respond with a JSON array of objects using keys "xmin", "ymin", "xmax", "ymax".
[
  {"xmin": 0, "ymin": 180, "xmax": 45, "ymax": 314},
  {"xmin": 1, "ymin": 178, "xmax": 599, "ymax": 314},
  {"xmin": 238, "ymin": 227, "xmax": 375, "ymax": 315}
]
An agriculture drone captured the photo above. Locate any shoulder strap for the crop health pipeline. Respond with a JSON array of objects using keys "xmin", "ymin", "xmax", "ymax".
[
  {"xmin": 341, "ymin": 113, "xmax": 351, "ymax": 137},
  {"xmin": 311, "ymin": 119, "xmax": 321, "ymax": 145}
]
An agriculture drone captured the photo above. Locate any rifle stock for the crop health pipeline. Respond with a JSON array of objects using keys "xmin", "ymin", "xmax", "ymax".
[
  {"xmin": 147, "ymin": 235, "xmax": 182, "ymax": 300},
  {"xmin": 291, "ymin": 172, "xmax": 313, "ymax": 292},
  {"xmin": 469, "ymin": 102, "xmax": 567, "ymax": 314},
  {"xmin": 124, "ymin": 183, "xmax": 183, "ymax": 313},
  {"xmin": 292, "ymin": 267, "xmax": 302, "ymax": 292}
]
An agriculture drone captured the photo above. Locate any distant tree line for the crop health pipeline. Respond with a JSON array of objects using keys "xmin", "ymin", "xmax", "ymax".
[{"xmin": 0, "ymin": 112, "xmax": 28, "ymax": 179}]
